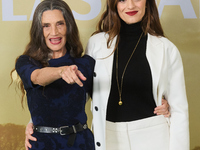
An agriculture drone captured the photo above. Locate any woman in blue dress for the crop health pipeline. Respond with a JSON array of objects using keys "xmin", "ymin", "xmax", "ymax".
[{"xmin": 13, "ymin": 0, "xmax": 95, "ymax": 149}]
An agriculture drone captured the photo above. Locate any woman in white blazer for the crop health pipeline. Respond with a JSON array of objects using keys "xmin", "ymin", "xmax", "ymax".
[{"xmin": 85, "ymin": 0, "xmax": 189, "ymax": 150}]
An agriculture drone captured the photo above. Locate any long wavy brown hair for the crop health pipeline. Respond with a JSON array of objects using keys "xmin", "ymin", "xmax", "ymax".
[
  {"xmin": 93, "ymin": 0, "xmax": 164, "ymax": 49},
  {"xmin": 10, "ymin": 0, "xmax": 83, "ymax": 107}
]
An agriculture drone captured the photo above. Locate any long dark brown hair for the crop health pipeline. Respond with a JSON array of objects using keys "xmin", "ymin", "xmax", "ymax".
[
  {"xmin": 10, "ymin": 0, "xmax": 83, "ymax": 107},
  {"xmin": 93, "ymin": 0, "xmax": 164, "ymax": 49}
]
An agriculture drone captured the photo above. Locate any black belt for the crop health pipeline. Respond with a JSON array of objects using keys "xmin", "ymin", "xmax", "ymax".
[{"xmin": 33, "ymin": 123, "xmax": 87, "ymax": 147}]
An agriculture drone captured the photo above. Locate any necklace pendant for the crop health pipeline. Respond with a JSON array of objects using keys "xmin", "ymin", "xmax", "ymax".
[{"xmin": 119, "ymin": 100, "xmax": 123, "ymax": 106}]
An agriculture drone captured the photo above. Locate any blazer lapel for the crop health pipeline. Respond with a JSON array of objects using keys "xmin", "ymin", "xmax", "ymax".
[
  {"xmin": 146, "ymin": 34, "xmax": 164, "ymax": 105},
  {"xmin": 97, "ymin": 35, "xmax": 117, "ymax": 109},
  {"xmin": 101, "ymin": 35, "xmax": 117, "ymax": 77}
]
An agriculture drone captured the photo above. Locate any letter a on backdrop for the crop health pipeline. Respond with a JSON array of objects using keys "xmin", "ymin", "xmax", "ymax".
[{"xmin": 158, "ymin": 0, "xmax": 197, "ymax": 18}]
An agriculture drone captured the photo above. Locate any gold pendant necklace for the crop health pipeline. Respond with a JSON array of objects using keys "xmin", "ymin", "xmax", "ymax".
[{"xmin": 116, "ymin": 32, "xmax": 143, "ymax": 106}]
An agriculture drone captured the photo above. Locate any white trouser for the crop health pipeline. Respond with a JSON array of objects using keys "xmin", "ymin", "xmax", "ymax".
[{"xmin": 106, "ymin": 115, "xmax": 170, "ymax": 150}]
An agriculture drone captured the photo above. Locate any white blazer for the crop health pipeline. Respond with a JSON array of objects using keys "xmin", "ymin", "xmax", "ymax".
[{"xmin": 85, "ymin": 32, "xmax": 189, "ymax": 150}]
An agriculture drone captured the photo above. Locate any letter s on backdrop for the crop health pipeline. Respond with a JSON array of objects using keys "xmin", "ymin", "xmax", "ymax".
[{"xmin": 72, "ymin": 0, "xmax": 102, "ymax": 20}]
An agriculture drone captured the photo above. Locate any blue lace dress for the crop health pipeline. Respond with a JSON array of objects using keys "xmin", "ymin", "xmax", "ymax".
[{"xmin": 15, "ymin": 51, "xmax": 95, "ymax": 150}]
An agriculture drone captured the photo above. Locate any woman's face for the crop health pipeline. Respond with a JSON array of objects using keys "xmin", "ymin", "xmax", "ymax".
[
  {"xmin": 42, "ymin": 9, "xmax": 67, "ymax": 54},
  {"xmin": 117, "ymin": 0, "xmax": 146, "ymax": 24}
]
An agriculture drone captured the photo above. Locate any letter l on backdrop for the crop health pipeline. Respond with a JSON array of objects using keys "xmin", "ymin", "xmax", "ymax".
[{"xmin": 2, "ymin": 0, "xmax": 27, "ymax": 21}]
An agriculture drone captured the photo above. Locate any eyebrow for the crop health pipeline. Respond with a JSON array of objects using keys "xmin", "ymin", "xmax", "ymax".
[
  {"xmin": 42, "ymin": 20, "xmax": 65, "ymax": 25},
  {"xmin": 57, "ymin": 20, "xmax": 65, "ymax": 24}
]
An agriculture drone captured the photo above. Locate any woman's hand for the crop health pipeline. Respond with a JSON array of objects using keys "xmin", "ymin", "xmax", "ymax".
[
  {"xmin": 60, "ymin": 65, "xmax": 86, "ymax": 87},
  {"xmin": 25, "ymin": 123, "xmax": 36, "ymax": 150},
  {"xmin": 154, "ymin": 98, "xmax": 171, "ymax": 117}
]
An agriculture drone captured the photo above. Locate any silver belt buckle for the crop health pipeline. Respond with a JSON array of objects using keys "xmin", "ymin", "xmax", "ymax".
[
  {"xmin": 83, "ymin": 124, "xmax": 87, "ymax": 129},
  {"xmin": 60, "ymin": 126, "xmax": 69, "ymax": 135}
]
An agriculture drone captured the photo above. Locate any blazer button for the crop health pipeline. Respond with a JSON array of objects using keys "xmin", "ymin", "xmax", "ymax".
[
  {"xmin": 96, "ymin": 142, "xmax": 101, "ymax": 147},
  {"xmin": 93, "ymin": 72, "xmax": 97, "ymax": 77},
  {"xmin": 95, "ymin": 106, "xmax": 98, "ymax": 111}
]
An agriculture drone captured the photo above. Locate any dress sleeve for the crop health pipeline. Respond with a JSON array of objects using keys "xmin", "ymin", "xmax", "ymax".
[
  {"xmin": 85, "ymin": 35, "xmax": 96, "ymax": 58},
  {"xmin": 83, "ymin": 55, "xmax": 95, "ymax": 98},
  {"xmin": 15, "ymin": 55, "xmax": 42, "ymax": 90}
]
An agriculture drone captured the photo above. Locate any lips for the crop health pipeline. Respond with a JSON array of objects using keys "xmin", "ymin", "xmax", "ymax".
[
  {"xmin": 126, "ymin": 11, "xmax": 138, "ymax": 16},
  {"xmin": 49, "ymin": 37, "xmax": 62, "ymax": 45}
]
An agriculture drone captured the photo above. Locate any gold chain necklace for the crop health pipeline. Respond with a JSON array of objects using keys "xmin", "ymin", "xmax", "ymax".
[{"xmin": 116, "ymin": 32, "xmax": 143, "ymax": 106}]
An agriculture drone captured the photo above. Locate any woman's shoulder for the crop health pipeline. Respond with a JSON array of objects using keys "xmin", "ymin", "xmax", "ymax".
[
  {"xmin": 82, "ymin": 55, "xmax": 95, "ymax": 63},
  {"xmin": 16, "ymin": 55, "xmax": 42, "ymax": 68},
  {"xmin": 148, "ymin": 34, "xmax": 181, "ymax": 58},
  {"xmin": 148, "ymin": 34, "xmax": 176, "ymax": 48},
  {"xmin": 88, "ymin": 32, "xmax": 108, "ymax": 42},
  {"xmin": 17, "ymin": 55, "xmax": 35, "ymax": 62},
  {"xmin": 16, "ymin": 55, "xmax": 30, "ymax": 66},
  {"xmin": 75, "ymin": 55, "xmax": 95, "ymax": 65},
  {"xmin": 17, "ymin": 54, "xmax": 29, "ymax": 60}
]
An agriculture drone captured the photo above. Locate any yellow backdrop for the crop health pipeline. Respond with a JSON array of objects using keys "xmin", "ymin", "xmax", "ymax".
[{"xmin": 0, "ymin": 0, "xmax": 199, "ymax": 149}]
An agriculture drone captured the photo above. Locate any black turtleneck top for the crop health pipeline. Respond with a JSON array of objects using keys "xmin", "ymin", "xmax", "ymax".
[{"xmin": 106, "ymin": 20, "xmax": 156, "ymax": 122}]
